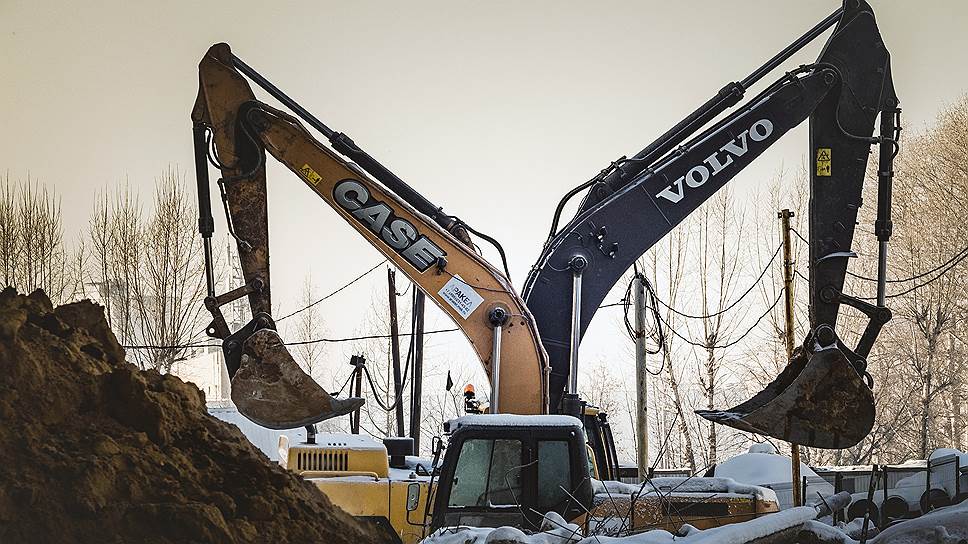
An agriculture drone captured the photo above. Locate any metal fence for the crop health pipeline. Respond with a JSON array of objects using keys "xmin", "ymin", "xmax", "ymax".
[{"xmin": 813, "ymin": 454, "xmax": 966, "ymax": 527}]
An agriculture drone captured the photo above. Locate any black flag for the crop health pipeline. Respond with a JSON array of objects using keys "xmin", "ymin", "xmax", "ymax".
[{"xmin": 445, "ymin": 370, "xmax": 454, "ymax": 392}]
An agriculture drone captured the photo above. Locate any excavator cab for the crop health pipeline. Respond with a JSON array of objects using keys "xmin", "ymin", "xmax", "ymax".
[{"xmin": 432, "ymin": 415, "xmax": 594, "ymax": 533}]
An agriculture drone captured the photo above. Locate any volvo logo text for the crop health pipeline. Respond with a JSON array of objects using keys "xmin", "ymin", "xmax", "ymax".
[{"xmin": 655, "ymin": 119, "xmax": 774, "ymax": 204}]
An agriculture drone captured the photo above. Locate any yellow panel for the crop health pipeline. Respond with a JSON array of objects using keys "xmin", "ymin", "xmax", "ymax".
[
  {"xmin": 311, "ymin": 479, "xmax": 389, "ymax": 518},
  {"xmin": 388, "ymin": 480, "xmax": 432, "ymax": 544}
]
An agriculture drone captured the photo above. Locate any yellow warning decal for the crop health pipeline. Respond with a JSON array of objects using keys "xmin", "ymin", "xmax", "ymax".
[
  {"xmin": 299, "ymin": 163, "xmax": 323, "ymax": 185},
  {"xmin": 816, "ymin": 148, "xmax": 831, "ymax": 177}
]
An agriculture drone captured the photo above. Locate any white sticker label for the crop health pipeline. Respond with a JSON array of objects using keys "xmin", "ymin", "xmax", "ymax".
[{"xmin": 438, "ymin": 275, "xmax": 484, "ymax": 320}]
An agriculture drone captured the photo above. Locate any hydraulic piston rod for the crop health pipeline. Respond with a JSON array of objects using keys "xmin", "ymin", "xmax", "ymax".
[
  {"xmin": 488, "ymin": 307, "xmax": 509, "ymax": 413},
  {"xmin": 568, "ymin": 256, "xmax": 587, "ymax": 394},
  {"xmin": 231, "ymin": 54, "xmax": 453, "ymax": 231}
]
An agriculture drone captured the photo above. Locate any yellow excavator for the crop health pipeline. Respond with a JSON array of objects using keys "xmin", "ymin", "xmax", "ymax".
[{"xmin": 193, "ymin": 0, "xmax": 898, "ymax": 540}]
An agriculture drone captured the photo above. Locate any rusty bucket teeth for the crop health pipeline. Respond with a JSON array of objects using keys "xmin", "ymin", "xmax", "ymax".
[
  {"xmin": 696, "ymin": 347, "xmax": 874, "ymax": 449},
  {"xmin": 230, "ymin": 328, "xmax": 365, "ymax": 430}
]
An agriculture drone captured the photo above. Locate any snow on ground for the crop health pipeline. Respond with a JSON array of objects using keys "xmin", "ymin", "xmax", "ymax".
[
  {"xmin": 208, "ymin": 407, "xmax": 310, "ymax": 461},
  {"xmin": 800, "ymin": 500, "xmax": 968, "ymax": 544},
  {"xmin": 422, "ymin": 500, "xmax": 968, "ymax": 544},
  {"xmin": 422, "ymin": 505, "xmax": 824, "ymax": 544}
]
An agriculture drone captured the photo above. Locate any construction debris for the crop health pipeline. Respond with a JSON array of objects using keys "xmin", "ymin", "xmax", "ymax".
[{"xmin": 0, "ymin": 288, "xmax": 379, "ymax": 544}]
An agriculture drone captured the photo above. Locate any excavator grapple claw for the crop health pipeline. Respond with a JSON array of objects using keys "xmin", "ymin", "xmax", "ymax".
[
  {"xmin": 696, "ymin": 347, "xmax": 874, "ymax": 449},
  {"xmin": 231, "ymin": 328, "xmax": 365, "ymax": 430}
]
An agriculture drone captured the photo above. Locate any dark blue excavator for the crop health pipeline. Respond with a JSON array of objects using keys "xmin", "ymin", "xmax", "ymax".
[{"xmin": 524, "ymin": 0, "xmax": 899, "ymax": 452}]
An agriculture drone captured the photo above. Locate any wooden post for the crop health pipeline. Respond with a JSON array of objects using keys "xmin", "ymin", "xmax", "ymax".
[
  {"xmin": 779, "ymin": 209, "xmax": 803, "ymax": 507},
  {"xmin": 388, "ymin": 269, "xmax": 405, "ymax": 437},
  {"xmin": 634, "ymin": 274, "xmax": 650, "ymax": 480},
  {"xmin": 350, "ymin": 355, "xmax": 364, "ymax": 434},
  {"xmin": 409, "ymin": 290, "xmax": 425, "ymax": 453}
]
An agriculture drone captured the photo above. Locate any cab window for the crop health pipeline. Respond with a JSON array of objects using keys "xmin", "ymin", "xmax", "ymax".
[
  {"xmin": 537, "ymin": 440, "xmax": 571, "ymax": 510},
  {"xmin": 449, "ymin": 438, "xmax": 523, "ymax": 508}
]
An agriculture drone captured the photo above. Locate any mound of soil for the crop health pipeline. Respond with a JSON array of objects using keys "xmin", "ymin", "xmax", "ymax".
[{"xmin": 0, "ymin": 288, "xmax": 381, "ymax": 544}]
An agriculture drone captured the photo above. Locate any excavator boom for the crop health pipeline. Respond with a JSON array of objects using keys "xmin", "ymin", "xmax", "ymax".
[
  {"xmin": 193, "ymin": 44, "xmax": 548, "ymax": 427},
  {"xmin": 524, "ymin": 0, "xmax": 898, "ymax": 448}
]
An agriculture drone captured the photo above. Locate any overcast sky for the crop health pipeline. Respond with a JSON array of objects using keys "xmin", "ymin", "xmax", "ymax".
[{"xmin": 3, "ymin": 1, "xmax": 967, "ymax": 430}]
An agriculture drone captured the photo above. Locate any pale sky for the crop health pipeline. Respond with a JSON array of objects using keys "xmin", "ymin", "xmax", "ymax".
[{"xmin": 3, "ymin": 1, "xmax": 968, "ymax": 454}]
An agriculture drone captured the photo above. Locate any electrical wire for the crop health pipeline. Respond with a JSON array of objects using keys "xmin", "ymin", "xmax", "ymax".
[
  {"xmin": 121, "ymin": 328, "xmax": 459, "ymax": 350},
  {"xmin": 850, "ymin": 246, "xmax": 968, "ymax": 285},
  {"xmin": 275, "ymin": 259, "xmax": 387, "ymax": 322},
  {"xmin": 790, "ymin": 226, "xmax": 968, "ymax": 286},
  {"xmin": 599, "ymin": 243, "xmax": 780, "ymax": 321},
  {"xmin": 654, "ymin": 244, "xmax": 781, "ymax": 320},
  {"xmin": 862, "ymin": 254, "xmax": 967, "ymax": 300},
  {"xmin": 656, "ymin": 288, "xmax": 785, "ymax": 350}
]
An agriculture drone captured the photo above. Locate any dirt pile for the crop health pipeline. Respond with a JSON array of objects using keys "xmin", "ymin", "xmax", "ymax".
[{"xmin": 0, "ymin": 288, "xmax": 381, "ymax": 544}]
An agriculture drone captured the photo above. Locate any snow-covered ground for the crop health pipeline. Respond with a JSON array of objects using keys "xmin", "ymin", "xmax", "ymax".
[
  {"xmin": 208, "ymin": 407, "xmax": 310, "ymax": 461},
  {"xmin": 421, "ymin": 499, "xmax": 968, "ymax": 544},
  {"xmin": 423, "ymin": 500, "xmax": 835, "ymax": 543}
]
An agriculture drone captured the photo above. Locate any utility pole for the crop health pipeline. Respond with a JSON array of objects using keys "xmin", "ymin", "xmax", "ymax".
[
  {"xmin": 634, "ymin": 272, "xmax": 650, "ymax": 480},
  {"xmin": 350, "ymin": 355, "xmax": 364, "ymax": 434},
  {"xmin": 388, "ymin": 269, "xmax": 405, "ymax": 437},
  {"xmin": 779, "ymin": 209, "xmax": 802, "ymax": 507},
  {"xmin": 409, "ymin": 290, "xmax": 426, "ymax": 453}
]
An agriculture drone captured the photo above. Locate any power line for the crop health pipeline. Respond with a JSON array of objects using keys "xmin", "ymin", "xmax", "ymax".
[
  {"xmin": 656, "ymin": 288, "xmax": 785, "ymax": 350},
  {"xmin": 275, "ymin": 259, "xmax": 387, "ymax": 322},
  {"xmin": 847, "ymin": 244, "xmax": 968, "ymax": 284},
  {"xmin": 654, "ymin": 244, "xmax": 781, "ymax": 320},
  {"xmin": 622, "ymin": 271, "xmax": 667, "ymax": 376},
  {"xmin": 122, "ymin": 328, "xmax": 459, "ymax": 350},
  {"xmin": 791, "ymin": 227, "xmax": 968, "ymax": 286},
  {"xmin": 859, "ymin": 248, "xmax": 968, "ymax": 299},
  {"xmin": 597, "ymin": 243, "xmax": 781, "ymax": 321}
]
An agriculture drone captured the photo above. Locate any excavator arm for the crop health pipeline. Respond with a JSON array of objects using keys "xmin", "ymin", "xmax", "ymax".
[
  {"xmin": 524, "ymin": 0, "xmax": 898, "ymax": 448},
  {"xmin": 192, "ymin": 43, "xmax": 548, "ymax": 428}
]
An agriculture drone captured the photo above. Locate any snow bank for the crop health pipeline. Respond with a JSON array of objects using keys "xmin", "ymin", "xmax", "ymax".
[
  {"xmin": 711, "ymin": 450, "xmax": 833, "ymax": 509},
  {"xmin": 592, "ymin": 476, "xmax": 779, "ymax": 503},
  {"xmin": 798, "ymin": 500, "xmax": 968, "ymax": 544}
]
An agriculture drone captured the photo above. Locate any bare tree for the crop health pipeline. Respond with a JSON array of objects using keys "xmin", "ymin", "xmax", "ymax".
[
  {"xmin": 88, "ymin": 170, "xmax": 208, "ymax": 372},
  {"xmin": 692, "ymin": 190, "xmax": 747, "ymax": 466},
  {"xmin": 641, "ymin": 227, "xmax": 698, "ymax": 473},
  {"xmin": 290, "ymin": 275, "xmax": 327, "ymax": 382},
  {"xmin": 0, "ymin": 174, "xmax": 82, "ymax": 304}
]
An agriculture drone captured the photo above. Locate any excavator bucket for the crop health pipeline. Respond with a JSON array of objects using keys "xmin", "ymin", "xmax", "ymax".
[
  {"xmin": 231, "ymin": 329, "xmax": 364, "ymax": 430},
  {"xmin": 696, "ymin": 347, "xmax": 874, "ymax": 449}
]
